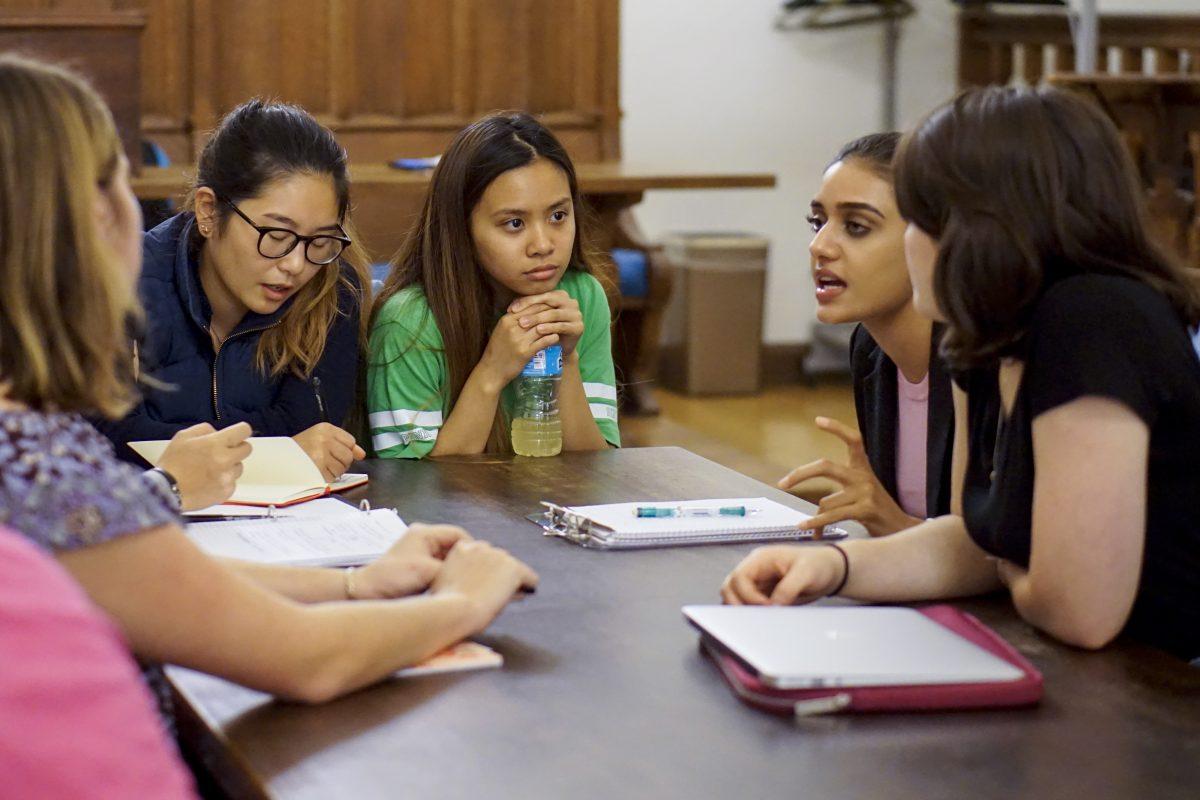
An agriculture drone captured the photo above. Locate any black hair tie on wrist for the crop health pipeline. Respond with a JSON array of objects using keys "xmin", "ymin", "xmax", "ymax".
[{"xmin": 825, "ymin": 542, "xmax": 850, "ymax": 596}]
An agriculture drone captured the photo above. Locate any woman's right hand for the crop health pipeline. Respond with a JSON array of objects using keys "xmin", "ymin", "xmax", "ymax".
[
  {"xmin": 720, "ymin": 545, "xmax": 847, "ymax": 606},
  {"xmin": 294, "ymin": 422, "xmax": 366, "ymax": 481},
  {"xmin": 476, "ymin": 311, "xmax": 560, "ymax": 390},
  {"xmin": 430, "ymin": 540, "xmax": 539, "ymax": 634},
  {"xmin": 157, "ymin": 422, "xmax": 253, "ymax": 511}
]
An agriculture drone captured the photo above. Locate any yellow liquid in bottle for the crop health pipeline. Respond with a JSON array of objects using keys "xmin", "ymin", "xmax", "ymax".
[{"xmin": 511, "ymin": 417, "xmax": 562, "ymax": 457}]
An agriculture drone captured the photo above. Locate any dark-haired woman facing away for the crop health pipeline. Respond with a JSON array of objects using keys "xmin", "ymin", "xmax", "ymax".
[
  {"xmin": 723, "ymin": 86, "xmax": 1200, "ymax": 662},
  {"xmin": 97, "ymin": 100, "xmax": 369, "ymax": 480}
]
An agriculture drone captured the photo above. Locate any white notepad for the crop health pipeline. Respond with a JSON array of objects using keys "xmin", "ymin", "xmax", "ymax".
[
  {"xmin": 538, "ymin": 497, "xmax": 844, "ymax": 549},
  {"xmin": 131, "ymin": 436, "xmax": 367, "ymax": 507},
  {"xmin": 185, "ymin": 508, "xmax": 407, "ymax": 566}
]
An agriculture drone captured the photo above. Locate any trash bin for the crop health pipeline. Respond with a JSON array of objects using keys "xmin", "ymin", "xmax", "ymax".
[{"xmin": 660, "ymin": 232, "xmax": 769, "ymax": 394}]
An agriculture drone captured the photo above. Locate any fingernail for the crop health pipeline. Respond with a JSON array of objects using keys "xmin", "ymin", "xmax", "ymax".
[{"xmin": 519, "ymin": 317, "xmax": 530, "ymax": 326}]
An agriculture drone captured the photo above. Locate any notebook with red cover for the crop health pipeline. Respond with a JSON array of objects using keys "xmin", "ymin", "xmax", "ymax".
[{"xmin": 690, "ymin": 604, "xmax": 1043, "ymax": 716}]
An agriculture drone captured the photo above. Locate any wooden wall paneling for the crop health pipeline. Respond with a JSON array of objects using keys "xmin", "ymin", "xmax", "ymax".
[
  {"xmin": 0, "ymin": 7, "xmax": 146, "ymax": 166},
  {"xmin": 328, "ymin": 0, "xmax": 348, "ymax": 118},
  {"xmin": 527, "ymin": 0, "xmax": 586, "ymax": 114},
  {"xmin": 0, "ymin": 0, "xmax": 112, "ymax": 10},
  {"xmin": 113, "ymin": 0, "xmax": 191, "ymax": 163},
  {"xmin": 396, "ymin": 0, "xmax": 458, "ymax": 120},
  {"xmin": 189, "ymin": 0, "xmax": 337, "ymax": 154},
  {"xmin": 450, "ymin": 0, "xmax": 473, "ymax": 119},
  {"xmin": 598, "ymin": 0, "xmax": 619, "ymax": 159},
  {"xmin": 339, "ymin": 0, "xmax": 422, "ymax": 122},
  {"xmin": 189, "ymin": 0, "xmax": 214, "ymax": 152},
  {"xmin": 470, "ymin": 0, "xmax": 530, "ymax": 113}
]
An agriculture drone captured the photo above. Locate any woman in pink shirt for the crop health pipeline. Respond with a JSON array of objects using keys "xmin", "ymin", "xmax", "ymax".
[
  {"xmin": 779, "ymin": 134, "xmax": 995, "ymax": 536},
  {"xmin": 0, "ymin": 527, "xmax": 197, "ymax": 799}
]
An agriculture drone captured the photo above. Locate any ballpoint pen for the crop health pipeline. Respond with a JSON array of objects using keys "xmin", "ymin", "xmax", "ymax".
[{"xmin": 635, "ymin": 505, "xmax": 756, "ymax": 518}]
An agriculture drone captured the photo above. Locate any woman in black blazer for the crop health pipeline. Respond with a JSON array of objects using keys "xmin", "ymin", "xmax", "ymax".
[{"xmin": 780, "ymin": 134, "xmax": 966, "ymax": 535}]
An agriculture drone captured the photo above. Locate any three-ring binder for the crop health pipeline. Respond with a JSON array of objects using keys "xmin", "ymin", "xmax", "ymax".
[{"xmin": 534, "ymin": 498, "xmax": 847, "ymax": 550}]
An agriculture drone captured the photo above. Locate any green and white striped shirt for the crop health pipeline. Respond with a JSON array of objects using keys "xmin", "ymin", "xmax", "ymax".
[{"xmin": 367, "ymin": 269, "xmax": 620, "ymax": 458}]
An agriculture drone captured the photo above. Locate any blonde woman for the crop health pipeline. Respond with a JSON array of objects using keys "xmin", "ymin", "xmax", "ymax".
[{"xmin": 0, "ymin": 55, "xmax": 538, "ymax": 703}]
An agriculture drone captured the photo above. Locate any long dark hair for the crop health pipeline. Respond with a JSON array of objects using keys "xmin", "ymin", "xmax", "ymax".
[
  {"xmin": 371, "ymin": 111, "xmax": 596, "ymax": 453},
  {"xmin": 188, "ymin": 99, "xmax": 370, "ymax": 378},
  {"xmin": 894, "ymin": 85, "xmax": 1200, "ymax": 369}
]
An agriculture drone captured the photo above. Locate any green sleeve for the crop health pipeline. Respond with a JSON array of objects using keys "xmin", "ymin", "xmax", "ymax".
[
  {"xmin": 570, "ymin": 272, "xmax": 621, "ymax": 447},
  {"xmin": 366, "ymin": 290, "xmax": 448, "ymax": 459}
]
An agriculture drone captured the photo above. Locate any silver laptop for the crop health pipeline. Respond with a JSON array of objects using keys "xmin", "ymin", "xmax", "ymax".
[{"xmin": 683, "ymin": 605, "xmax": 1025, "ymax": 689}]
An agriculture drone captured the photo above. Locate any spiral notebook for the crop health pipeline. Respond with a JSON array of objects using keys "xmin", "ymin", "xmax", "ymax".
[
  {"xmin": 185, "ymin": 506, "xmax": 407, "ymax": 566},
  {"xmin": 532, "ymin": 497, "xmax": 846, "ymax": 549}
]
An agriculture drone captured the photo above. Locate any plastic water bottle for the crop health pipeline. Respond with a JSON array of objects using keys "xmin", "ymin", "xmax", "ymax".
[{"xmin": 511, "ymin": 344, "xmax": 563, "ymax": 457}]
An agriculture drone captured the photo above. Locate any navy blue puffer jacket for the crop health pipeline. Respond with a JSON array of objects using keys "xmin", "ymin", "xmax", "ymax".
[{"xmin": 95, "ymin": 213, "xmax": 361, "ymax": 463}]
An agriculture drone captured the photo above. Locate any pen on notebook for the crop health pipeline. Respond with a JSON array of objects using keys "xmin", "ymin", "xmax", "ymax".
[
  {"xmin": 312, "ymin": 376, "xmax": 327, "ymax": 422},
  {"xmin": 634, "ymin": 505, "xmax": 755, "ymax": 518},
  {"xmin": 184, "ymin": 513, "xmax": 271, "ymax": 523}
]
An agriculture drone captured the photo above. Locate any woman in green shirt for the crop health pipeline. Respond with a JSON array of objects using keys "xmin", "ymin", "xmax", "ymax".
[{"xmin": 368, "ymin": 113, "xmax": 620, "ymax": 458}]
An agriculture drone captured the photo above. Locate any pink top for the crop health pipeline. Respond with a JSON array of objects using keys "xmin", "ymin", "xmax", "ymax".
[
  {"xmin": 895, "ymin": 367, "xmax": 930, "ymax": 520},
  {"xmin": 0, "ymin": 527, "xmax": 196, "ymax": 799}
]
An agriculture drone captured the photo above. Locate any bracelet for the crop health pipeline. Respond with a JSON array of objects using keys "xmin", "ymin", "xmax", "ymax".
[
  {"xmin": 343, "ymin": 566, "xmax": 357, "ymax": 600},
  {"xmin": 825, "ymin": 542, "xmax": 850, "ymax": 597}
]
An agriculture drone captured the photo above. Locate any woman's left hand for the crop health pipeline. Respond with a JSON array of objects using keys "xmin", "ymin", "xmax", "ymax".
[
  {"xmin": 509, "ymin": 290, "xmax": 584, "ymax": 359},
  {"xmin": 352, "ymin": 524, "xmax": 473, "ymax": 599}
]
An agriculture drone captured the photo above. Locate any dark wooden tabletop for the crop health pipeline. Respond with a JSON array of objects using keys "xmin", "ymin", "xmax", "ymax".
[{"xmin": 168, "ymin": 447, "xmax": 1200, "ymax": 800}]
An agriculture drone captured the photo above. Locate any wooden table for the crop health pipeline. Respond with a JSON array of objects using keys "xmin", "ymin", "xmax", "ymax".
[{"xmin": 168, "ymin": 447, "xmax": 1200, "ymax": 799}]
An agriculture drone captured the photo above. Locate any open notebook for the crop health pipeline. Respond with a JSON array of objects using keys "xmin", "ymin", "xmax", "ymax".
[
  {"xmin": 131, "ymin": 436, "xmax": 367, "ymax": 507},
  {"xmin": 534, "ymin": 497, "xmax": 846, "ymax": 549},
  {"xmin": 185, "ymin": 507, "xmax": 406, "ymax": 567}
]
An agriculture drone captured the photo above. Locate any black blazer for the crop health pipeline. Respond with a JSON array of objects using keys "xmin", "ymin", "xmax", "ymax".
[{"xmin": 849, "ymin": 323, "xmax": 953, "ymax": 518}]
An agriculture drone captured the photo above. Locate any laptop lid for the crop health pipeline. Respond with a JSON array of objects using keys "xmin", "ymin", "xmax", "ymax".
[{"xmin": 683, "ymin": 605, "xmax": 1025, "ymax": 689}]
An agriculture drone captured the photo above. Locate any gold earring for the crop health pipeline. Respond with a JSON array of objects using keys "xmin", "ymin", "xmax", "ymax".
[{"xmin": 200, "ymin": 224, "xmax": 211, "ymax": 235}]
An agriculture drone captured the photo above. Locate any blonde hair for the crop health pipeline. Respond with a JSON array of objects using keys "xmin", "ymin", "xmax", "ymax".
[{"xmin": 0, "ymin": 54, "xmax": 137, "ymax": 418}]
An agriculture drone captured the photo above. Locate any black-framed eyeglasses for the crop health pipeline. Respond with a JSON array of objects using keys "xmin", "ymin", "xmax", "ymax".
[{"xmin": 222, "ymin": 198, "xmax": 351, "ymax": 266}]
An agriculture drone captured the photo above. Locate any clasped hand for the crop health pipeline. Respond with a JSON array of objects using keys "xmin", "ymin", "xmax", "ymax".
[{"xmin": 478, "ymin": 290, "xmax": 584, "ymax": 386}]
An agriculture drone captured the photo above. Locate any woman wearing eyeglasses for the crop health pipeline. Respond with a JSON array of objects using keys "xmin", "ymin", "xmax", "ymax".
[{"xmin": 96, "ymin": 99, "xmax": 371, "ymax": 480}]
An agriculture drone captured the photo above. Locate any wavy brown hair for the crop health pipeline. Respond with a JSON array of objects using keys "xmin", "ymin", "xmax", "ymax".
[
  {"xmin": 0, "ymin": 54, "xmax": 138, "ymax": 418},
  {"xmin": 187, "ymin": 99, "xmax": 371, "ymax": 378},
  {"xmin": 371, "ymin": 112, "xmax": 598, "ymax": 453},
  {"xmin": 894, "ymin": 85, "xmax": 1200, "ymax": 370}
]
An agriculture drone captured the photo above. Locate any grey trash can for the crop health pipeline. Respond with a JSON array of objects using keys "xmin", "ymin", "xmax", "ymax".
[{"xmin": 659, "ymin": 232, "xmax": 769, "ymax": 395}]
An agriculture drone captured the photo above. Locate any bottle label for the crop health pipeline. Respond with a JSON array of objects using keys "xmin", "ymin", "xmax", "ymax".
[{"xmin": 521, "ymin": 345, "xmax": 563, "ymax": 377}]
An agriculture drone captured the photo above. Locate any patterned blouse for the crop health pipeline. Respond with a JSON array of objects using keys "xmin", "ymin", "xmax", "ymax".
[
  {"xmin": 0, "ymin": 408, "xmax": 182, "ymax": 725},
  {"xmin": 0, "ymin": 409, "xmax": 178, "ymax": 550}
]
